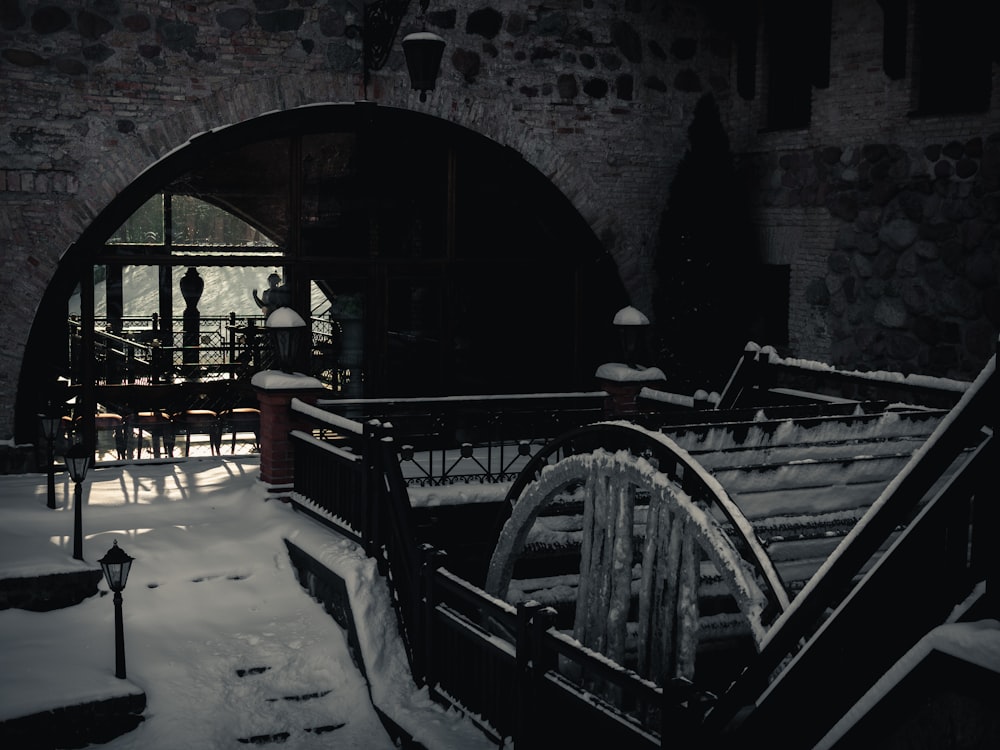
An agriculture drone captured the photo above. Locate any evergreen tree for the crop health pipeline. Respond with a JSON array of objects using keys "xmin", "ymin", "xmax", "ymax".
[{"xmin": 653, "ymin": 93, "xmax": 757, "ymax": 391}]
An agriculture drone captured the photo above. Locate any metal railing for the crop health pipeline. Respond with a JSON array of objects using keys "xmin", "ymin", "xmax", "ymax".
[{"xmin": 70, "ymin": 314, "xmax": 274, "ymax": 386}]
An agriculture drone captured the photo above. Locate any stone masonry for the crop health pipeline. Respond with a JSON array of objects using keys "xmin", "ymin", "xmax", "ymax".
[{"xmin": 1, "ymin": 0, "xmax": 999, "ymax": 440}]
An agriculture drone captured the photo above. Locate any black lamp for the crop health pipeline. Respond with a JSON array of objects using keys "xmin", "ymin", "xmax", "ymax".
[
  {"xmin": 265, "ymin": 307, "xmax": 308, "ymax": 373},
  {"xmin": 613, "ymin": 306, "xmax": 651, "ymax": 369},
  {"xmin": 64, "ymin": 443, "xmax": 91, "ymax": 561},
  {"xmin": 98, "ymin": 540, "xmax": 134, "ymax": 679},
  {"xmin": 38, "ymin": 412, "xmax": 62, "ymax": 510},
  {"xmin": 402, "ymin": 30, "xmax": 446, "ymax": 102}
]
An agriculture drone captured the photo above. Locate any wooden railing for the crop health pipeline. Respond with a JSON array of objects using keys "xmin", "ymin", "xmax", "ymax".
[
  {"xmin": 287, "ymin": 395, "xmax": 677, "ymax": 747},
  {"xmin": 284, "ymin": 349, "xmax": 996, "ymax": 748},
  {"xmin": 702, "ymin": 352, "xmax": 997, "ymax": 747}
]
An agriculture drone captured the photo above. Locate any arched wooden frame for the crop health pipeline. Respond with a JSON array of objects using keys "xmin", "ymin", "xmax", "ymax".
[{"xmin": 486, "ymin": 448, "xmax": 775, "ymax": 683}]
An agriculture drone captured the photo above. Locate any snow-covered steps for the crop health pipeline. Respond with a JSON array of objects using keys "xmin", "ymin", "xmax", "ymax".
[{"xmin": 228, "ymin": 661, "xmax": 353, "ymax": 747}]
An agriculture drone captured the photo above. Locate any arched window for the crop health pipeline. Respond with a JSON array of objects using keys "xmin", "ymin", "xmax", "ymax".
[{"xmin": 18, "ymin": 105, "xmax": 628, "ymax": 451}]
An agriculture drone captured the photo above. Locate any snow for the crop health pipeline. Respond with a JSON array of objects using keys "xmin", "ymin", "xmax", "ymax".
[
  {"xmin": 0, "ymin": 458, "xmax": 494, "ymax": 749},
  {"xmin": 402, "ymin": 31, "xmax": 446, "ymax": 43},
  {"xmin": 266, "ymin": 307, "xmax": 307, "ymax": 329},
  {"xmin": 251, "ymin": 370, "xmax": 326, "ymax": 391},
  {"xmin": 595, "ymin": 362, "xmax": 666, "ymax": 382},
  {"xmin": 745, "ymin": 341, "xmax": 971, "ymax": 394},
  {"xmin": 814, "ymin": 618, "xmax": 1000, "ymax": 750},
  {"xmin": 612, "ymin": 306, "xmax": 650, "ymax": 326}
]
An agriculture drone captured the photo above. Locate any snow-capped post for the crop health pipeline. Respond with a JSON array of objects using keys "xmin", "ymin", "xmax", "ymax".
[
  {"xmin": 514, "ymin": 601, "xmax": 557, "ymax": 745},
  {"xmin": 251, "ymin": 368, "xmax": 326, "ymax": 497},
  {"xmin": 596, "ymin": 306, "xmax": 666, "ymax": 417}
]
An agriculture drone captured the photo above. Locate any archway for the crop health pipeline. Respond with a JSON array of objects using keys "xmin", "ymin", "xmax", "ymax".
[{"xmin": 16, "ymin": 104, "xmax": 629, "ymax": 450}]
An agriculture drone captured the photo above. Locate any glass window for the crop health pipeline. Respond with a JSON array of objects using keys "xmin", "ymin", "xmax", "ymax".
[
  {"xmin": 108, "ymin": 194, "xmax": 164, "ymax": 245},
  {"xmin": 171, "ymin": 196, "xmax": 277, "ymax": 248}
]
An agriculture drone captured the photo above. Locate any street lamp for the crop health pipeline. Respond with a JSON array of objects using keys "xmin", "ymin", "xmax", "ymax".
[
  {"xmin": 64, "ymin": 443, "xmax": 91, "ymax": 561},
  {"xmin": 98, "ymin": 540, "xmax": 134, "ymax": 679},
  {"xmin": 38, "ymin": 412, "xmax": 62, "ymax": 510},
  {"xmin": 613, "ymin": 305, "xmax": 651, "ymax": 369},
  {"xmin": 265, "ymin": 307, "xmax": 308, "ymax": 374}
]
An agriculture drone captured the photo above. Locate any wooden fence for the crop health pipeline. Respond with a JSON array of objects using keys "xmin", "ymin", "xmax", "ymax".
[
  {"xmin": 287, "ymin": 393, "xmax": 677, "ymax": 747},
  {"xmin": 283, "ymin": 351, "xmax": 997, "ymax": 748}
]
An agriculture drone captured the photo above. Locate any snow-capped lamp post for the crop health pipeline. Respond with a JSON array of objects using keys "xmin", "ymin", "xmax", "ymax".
[
  {"xmin": 265, "ymin": 306, "xmax": 308, "ymax": 374},
  {"xmin": 596, "ymin": 306, "xmax": 666, "ymax": 417},
  {"xmin": 615, "ymin": 305, "xmax": 651, "ymax": 369},
  {"xmin": 64, "ymin": 442, "xmax": 91, "ymax": 561},
  {"xmin": 98, "ymin": 540, "xmax": 134, "ymax": 679}
]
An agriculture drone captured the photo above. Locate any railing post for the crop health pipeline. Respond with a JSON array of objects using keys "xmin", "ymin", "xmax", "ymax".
[
  {"xmin": 363, "ymin": 420, "xmax": 383, "ymax": 560},
  {"xmin": 515, "ymin": 601, "xmax": 556, "ymax": 750},
  {"xmin": 418, "ymin": 544, "xmax": 446, "ymax": 692},
  {"xmin": 596, "ymin": 363, "xmax": 667, "ymax": 418},
  {"xmin": 662, "ymin": 676, "xmax": 699, "ymax": 748},
  {"xmin": 252, "ymin": 372, "xmax": 326, "ymax": 497}
]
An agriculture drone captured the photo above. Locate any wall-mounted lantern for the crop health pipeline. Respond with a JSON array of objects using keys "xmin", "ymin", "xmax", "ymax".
[
  {"xmin": 402, "ymin": 30, "xmax": 446, "ymax": 101},
  {"xmin": 347, "ymin": 0, "xmax": 445, "ymax": 101}
]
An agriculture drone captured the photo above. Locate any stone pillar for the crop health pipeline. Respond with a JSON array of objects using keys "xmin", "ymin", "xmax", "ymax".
[
  {"xmin": 252, "ymin": 371, "xmax": 326, "ymax": 495},
  {"xmin": 596, "ymin": 362, "xmax": 667, "ymax": 418}
]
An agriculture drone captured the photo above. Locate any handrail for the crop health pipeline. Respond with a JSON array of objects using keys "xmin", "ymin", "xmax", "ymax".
[
  {"xmin": 722, "ymin": 434, "xmax": 993, "ymax": 747},
  {"xmin": 717, "ymin": 342, "xmax": 970, "ymax": 410},
  {"xmin": 702, "ymin": 352, "xmax": 996, "ymax": 736}
]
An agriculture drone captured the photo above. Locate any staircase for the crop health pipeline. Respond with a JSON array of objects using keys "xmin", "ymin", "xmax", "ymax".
[
  {"xmin": 228, "ymin": 664, "xmax": 347, "ymax": 746},
  {"xmin": 493, "ymin": 344, "xmax": 997, "ymax": 739}
]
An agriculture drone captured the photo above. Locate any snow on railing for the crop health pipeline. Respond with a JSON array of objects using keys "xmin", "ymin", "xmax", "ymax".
[{"xmin": 290, "ymin": 397, "xmax": 366, "ymax": 435}]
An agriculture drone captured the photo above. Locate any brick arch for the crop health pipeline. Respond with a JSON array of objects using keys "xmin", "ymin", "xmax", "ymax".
[
  {"xmin": 66, "ymin": 70, "xmax": 612, "ymax": 270},
  {"xmin": 9, "ymin": 73, "xmax": 629, "ymax": 440}
]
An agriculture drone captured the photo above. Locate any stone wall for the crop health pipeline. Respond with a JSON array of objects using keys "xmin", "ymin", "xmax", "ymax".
[
  {"xmin": 757, "ymin": 136, "xmax": 1000, "ymax": 379},
  {"xmin": 2, "ymin": 0, "xmax": 1000, "ymax": 440},
  {"xmin": 725, "ymin": 1, "xmax": 1000, "ymax": 377}
]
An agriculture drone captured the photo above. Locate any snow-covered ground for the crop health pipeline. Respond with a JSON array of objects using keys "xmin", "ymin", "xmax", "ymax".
[{"xmin": 0, "ymin": 458, "xmax": 493, "ymax": 750}]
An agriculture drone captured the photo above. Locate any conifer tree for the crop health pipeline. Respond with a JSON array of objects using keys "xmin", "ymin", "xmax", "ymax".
[{"xmin": 653, "ymin": 93, "xmax": 757, "ymax": 391}]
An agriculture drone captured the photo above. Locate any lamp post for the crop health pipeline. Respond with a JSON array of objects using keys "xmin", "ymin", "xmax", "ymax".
[
  {"xmin": 38, "ymin": 412, "xmax": 62, "ymax": 510},
  {"xmin": 64, "ymin": 443, "xmax": 91, "ymax": 561},
  {"xmin": 98, "ymin": 540, "xmax": 134, "ymax": 679},
  {"xmin": 265, "ymin": 307, "xmax": 308, "ymax": 374},
  {"xmin": 613, "ymin": 305, "xmax": 651, "ymax": 369}
]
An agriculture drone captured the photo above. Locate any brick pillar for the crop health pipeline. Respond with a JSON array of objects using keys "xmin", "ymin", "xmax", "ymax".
[
  {"xmin": 253, "ymin": 372, "xmax": 326, "ymax": 494},
  {"xmin": 596, "ymin": 362, "xmax": 667, "ymax": 418}
]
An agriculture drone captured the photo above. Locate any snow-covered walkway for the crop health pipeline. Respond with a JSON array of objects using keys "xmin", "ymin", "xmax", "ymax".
[{"xmin": 0, "ymin": 457, "xmax": 493, "ymax": 749}]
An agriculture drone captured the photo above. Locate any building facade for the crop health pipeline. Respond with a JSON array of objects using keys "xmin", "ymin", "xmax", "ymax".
[{"xmin": 1, "ymin": 0, "xmax": 998, "ymax": 442}]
